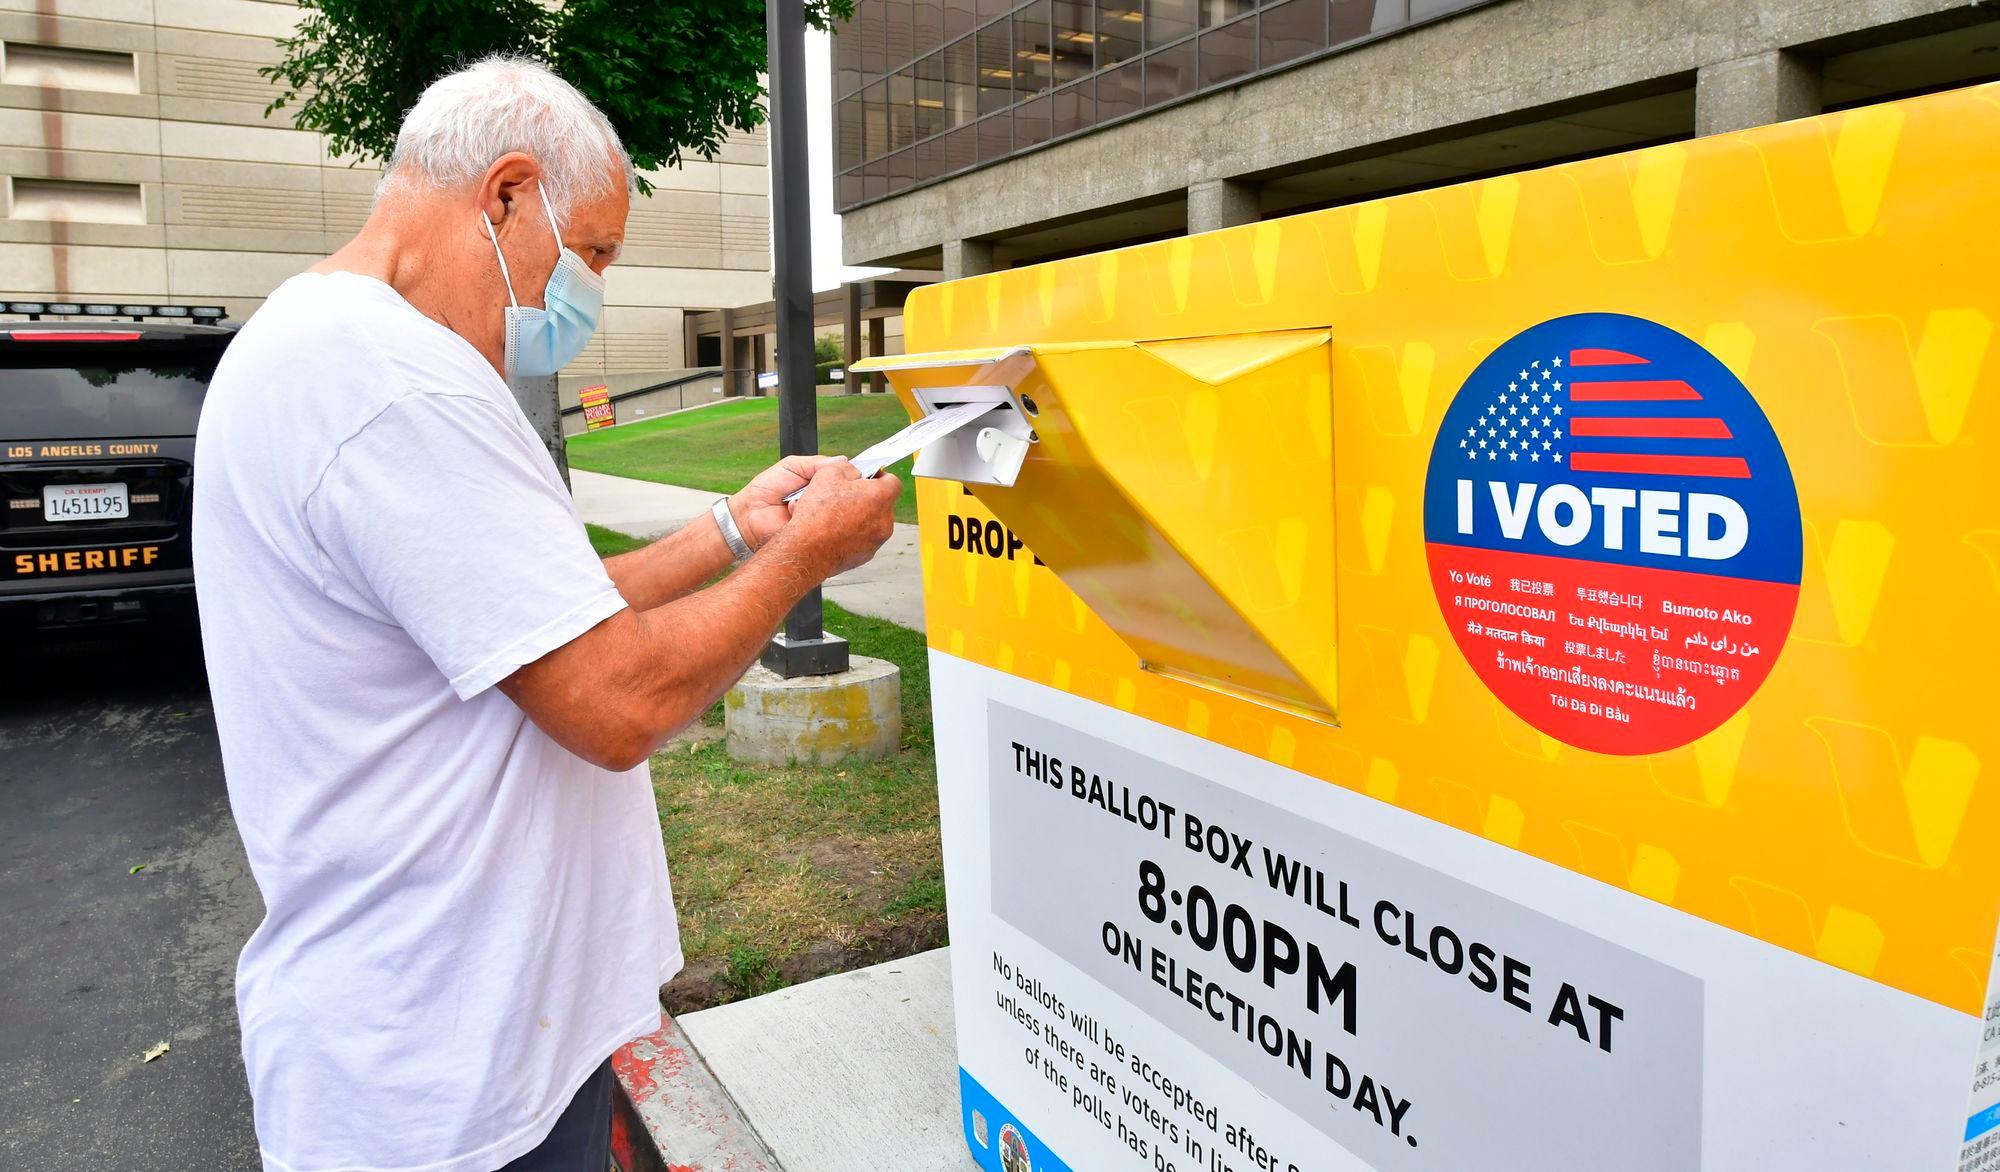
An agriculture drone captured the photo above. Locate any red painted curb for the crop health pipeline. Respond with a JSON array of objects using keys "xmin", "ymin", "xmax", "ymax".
[{"xmin": 609, "ymin": 1012, "xmax": 778, "ymax": 1171}]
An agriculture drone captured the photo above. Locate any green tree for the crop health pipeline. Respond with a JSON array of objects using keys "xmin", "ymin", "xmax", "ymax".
[
  {"xmin": 263, "ymin": 0, "xmax": 853, "ymax": 192},
  {"xmin": 813, "ymin": 332, "xmax": 842, "ymax": 364}
]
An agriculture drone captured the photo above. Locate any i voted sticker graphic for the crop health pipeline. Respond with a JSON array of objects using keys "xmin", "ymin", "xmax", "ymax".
[{"xmin": 1422, "ymin": 314, "xmax": 1802, "ymax": 756}]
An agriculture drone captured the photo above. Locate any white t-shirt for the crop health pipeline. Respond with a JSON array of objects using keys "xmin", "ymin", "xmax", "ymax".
[{"xmin": 194, "ymin": 272, "xmax": 681, "ymax": 1172}]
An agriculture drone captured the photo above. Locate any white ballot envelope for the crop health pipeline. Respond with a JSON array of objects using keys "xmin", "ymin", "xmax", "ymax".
[{"xmin": 783, "ymin": 400, "xmax": 999, "ymax": 502}]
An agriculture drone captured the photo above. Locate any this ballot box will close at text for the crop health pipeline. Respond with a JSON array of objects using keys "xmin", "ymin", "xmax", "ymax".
[{"xmin": 855, "ymin": 81, "xmax": 2000, "ymax": 1171}]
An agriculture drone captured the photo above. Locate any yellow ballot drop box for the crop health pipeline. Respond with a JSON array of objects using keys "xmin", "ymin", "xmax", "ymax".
[{"xmin": 856, "ymin": 80, "xmax": 2000, "ymax": 1171}]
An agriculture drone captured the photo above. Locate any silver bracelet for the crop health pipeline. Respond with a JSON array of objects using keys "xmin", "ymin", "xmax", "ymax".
[{"xmin": 711, "ymin": 497, "xmax": 753, "ymax": 562}]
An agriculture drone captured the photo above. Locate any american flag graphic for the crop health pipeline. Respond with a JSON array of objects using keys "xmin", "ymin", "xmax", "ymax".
[{"xmin": 1457, "ymin": 348, "xmax": 1749, "ymax": 479}]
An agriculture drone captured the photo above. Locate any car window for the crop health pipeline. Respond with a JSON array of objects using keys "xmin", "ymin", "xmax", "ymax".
[{"xmin": 0, "ymin": 343, "xmax": 222, "ymax": 439}]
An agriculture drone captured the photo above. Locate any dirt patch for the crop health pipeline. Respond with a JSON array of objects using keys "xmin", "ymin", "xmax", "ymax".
[
  {"xmin": 659, "ymin": 915, "xmax": 947, "ymax": 1015},
  {"xmin": 665, "ymin": 723, "xmax": 721, "ymax": 749},
  {"xmin": 656, "ymin": 833, "xmax": 944, "ymax": 1013},
  {"xmin": 645, "ymin": 601, "xmax": 944, "ymax": 1018},
  {"xmin": 789, "ymin": 836, "xmax": 900, "ymax": 904}
]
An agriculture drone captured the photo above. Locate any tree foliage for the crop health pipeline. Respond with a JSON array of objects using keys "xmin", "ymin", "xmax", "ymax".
[{"xmin": 263, "ymin": 0, "xmax": 853, "ymax": 192}]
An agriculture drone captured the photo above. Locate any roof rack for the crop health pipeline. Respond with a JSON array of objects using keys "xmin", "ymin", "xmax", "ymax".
[{"xmin": 1, "ymin": 300, "xmax": 226, "ymax": 323}]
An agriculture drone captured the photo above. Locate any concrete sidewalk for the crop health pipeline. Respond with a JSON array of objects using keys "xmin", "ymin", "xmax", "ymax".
[
  {"xmin": 614, "ymin": 947, "xmax": 973, "ymax": 1172},
  {"xmin": 574, "ymin": 469, "xmax": 925, "ymax": 632}
]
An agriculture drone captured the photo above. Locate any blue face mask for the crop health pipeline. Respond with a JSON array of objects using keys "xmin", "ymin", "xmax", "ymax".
[{"xmin": 481, "ymin": 187, "xmax": 604, "ymax": 380}]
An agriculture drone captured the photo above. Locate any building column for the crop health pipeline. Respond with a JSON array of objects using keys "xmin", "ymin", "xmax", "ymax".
[
  {"xmin": 844, "ymin": 282, "xmax": 863, "ymax": 395},
  {"xmin": 1695, "ymin": 50, "xmax": 1820, "ymax": 136},
  {"xmin": 868, "ymin": 316, "xmax": 887, "ymax": 393},
  {"xmin": 752, "ymin": 333, "xmax": 768, "ymax": 396},
  {"xmin": 943, "ymin": 238, "xmax": 994, "ymax": 281},
  {"xmin": 683, "ymin": 312, "xmax": 703, "ymax": 372},
  {"xmin": 1187, "ymin": 177, "xmax": 1260, "ymax": 234},
  {"xmin": 719, "ymin": 306, "xmax": 738, "ymax": 395}
]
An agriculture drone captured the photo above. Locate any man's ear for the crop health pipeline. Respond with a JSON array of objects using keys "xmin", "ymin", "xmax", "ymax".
[{"xmin": 478, "ymin": 151, "xmax": 541, "ymax": 228}]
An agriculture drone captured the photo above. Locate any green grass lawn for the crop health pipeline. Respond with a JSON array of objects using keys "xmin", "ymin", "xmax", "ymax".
[
  {"xmin": 568, "ymin": 396, "xmax": 921, "ymax": 524},
  {"xmin": 582, "ymin": 522, "xmax": 943, "ymax": 1007},
  {"xmin": 584, "ymin": 523, "xmax": 647, "ymax": 558},
  {"xmin": 652, "ymin": 599, "xmax": 941, "ymax": 1005}
]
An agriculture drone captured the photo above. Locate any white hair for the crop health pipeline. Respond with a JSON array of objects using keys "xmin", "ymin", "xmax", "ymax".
[{"xmin": 382, "ymin": 55, "xmax": 635, "ymax": 219}]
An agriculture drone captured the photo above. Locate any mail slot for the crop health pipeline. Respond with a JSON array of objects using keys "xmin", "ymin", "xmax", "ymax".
[
  {"xmin": 857, "ymin": 329, "xmax": 1337, "ymax": 720},
  {"xmin": 883, "ymin": 82, "xmax": 2000, "ymax": 1172}
]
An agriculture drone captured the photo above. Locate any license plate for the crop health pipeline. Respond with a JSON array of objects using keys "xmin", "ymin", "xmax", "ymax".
[{"xmin": 43, "ymin": 482, "xmax": 129, "ymax": 522}]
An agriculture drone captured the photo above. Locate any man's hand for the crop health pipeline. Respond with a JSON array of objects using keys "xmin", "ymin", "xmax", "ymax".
[
  {"xmin": 779, "ymin": 459, "xmax": 900, "ymax": 578},
  {"xmin": 728, "ymin": 454, "xmax": 847, "ymax": 550},
  {"xmin": 502, "ymin": 459, "xmax": 900, "ymax": 772}
]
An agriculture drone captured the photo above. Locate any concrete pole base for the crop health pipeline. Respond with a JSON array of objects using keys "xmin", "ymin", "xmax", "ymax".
[{"xmin": 724, "ymin": 655, "xmax": 902, "ymax": 765}]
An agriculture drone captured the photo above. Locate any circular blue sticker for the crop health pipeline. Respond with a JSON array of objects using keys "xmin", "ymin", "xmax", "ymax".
[{"xmin": 1422, "ymin": 314, "xmax": 1802, "ymax": 755}]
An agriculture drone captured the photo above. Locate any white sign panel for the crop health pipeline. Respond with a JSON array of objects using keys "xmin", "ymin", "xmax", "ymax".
[
  {"xmin": 935, "ymin": 657, "xmax": 1975, "ymax": 1172},
  {"xmin": 988, "ymin": 702, "xmax": 1702, "ymax": 1169}
]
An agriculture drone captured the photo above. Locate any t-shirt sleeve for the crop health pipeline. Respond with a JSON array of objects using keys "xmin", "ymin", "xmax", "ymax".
[{"xmin": 305, "ymin": 391, "xmax": 628, "ymax": 700}]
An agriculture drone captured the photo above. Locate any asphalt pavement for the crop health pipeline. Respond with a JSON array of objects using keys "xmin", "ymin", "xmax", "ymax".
[{"xmin": 0, "ymin": 616, "xmax": 262, "ymax": 1170}]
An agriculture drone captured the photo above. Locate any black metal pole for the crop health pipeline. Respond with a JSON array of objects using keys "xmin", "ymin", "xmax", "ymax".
[{"xmin": 762, "ymin": 0, "xmax": 849, "ymax": 678}]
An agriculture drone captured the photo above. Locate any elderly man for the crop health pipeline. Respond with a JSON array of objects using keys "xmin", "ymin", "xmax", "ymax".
[{"xmin": 193, "ymin": 57, "xmax": 898, "ymax": 1171}]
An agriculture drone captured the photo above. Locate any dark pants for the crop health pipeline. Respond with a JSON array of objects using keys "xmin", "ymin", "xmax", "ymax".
[{"xmin": 500, "ymin": 1058, "xmax": 613, "ymax": 1171}]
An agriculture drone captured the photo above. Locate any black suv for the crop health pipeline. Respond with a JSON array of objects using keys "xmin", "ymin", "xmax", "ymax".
[{"xmin": 0, "ymin": 301, "xmax": 234, "ymax": 626}]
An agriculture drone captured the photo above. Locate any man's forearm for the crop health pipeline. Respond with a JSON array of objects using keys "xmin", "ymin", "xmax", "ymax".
[
  {"xmin": 600, "ymin": 508, "xmax": 736, "ymax": 611},
  {"xmin": 591, "ymin": 528, "xmax": 831, "ymax": 764},
  {"xmin": 504, "ymin": 464, "xmax": 895, "ymax": 771}
]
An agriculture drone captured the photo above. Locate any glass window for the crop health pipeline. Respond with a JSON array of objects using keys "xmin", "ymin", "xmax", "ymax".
[
  {"xmin": 944, "ymin": 0, "xmax": 978, "ymax": 40},
  {"xmin": 864, "ymin": 157, "xmax": 888, "ymax": 201},
  {"xmin": 886, "ymin": 146, "xmax": 915, "ymax": 194},
  {"xmin": 1051, "ymin": 80, "xmax": 1093, "ymax": 138},
  {"xmin": 1052, "ymin": 2, "xmax": 1095, "ymax": 85},
  {"xmin": 1012, "ymin": 1, "xmax": 1053, "ymax": 97},
  {"xmin": 887, "ymin": 67, "xmax": 917, "ymax": 151},
  {"xmin": 977, "ymin": 21, "xmax": 1013, "ymax": 113},
  {"xmin": 1143, "ymin": 39, "xmax": 1195, "ymax": 104},
  {"xmin": 839, "ymin": 171, "xmax": 864, "ymax": 209},
  {"xmin": 861, "ymin": 78, "xmax": 889, "ymax": 160},
  {"xmin": 1198, "ymin": 0, "xmax": 1254, "ymax": 30},
  {"xmin": 915, "ymin": 136, "xmax": 945, "ymax": 181},
  {"xmin": 1259, "ymin": 0, "xmax": 1323, "ymax": 68},
  {"xmin": 0, "ymin": 349, "xmax": 219, "ymax": 438},
  {"xmin": 943, "ymin": 35, "xmax": 977, "ymax": 128},
  {"xmin": 1368, "ymin": 0, "xmax": 1416, "ymax": 32},
  {"xmin": 1014, "ymin": 92, "xmax": 1052, "ymax": 148},
  {"xmin": 1097, "ymin": 59, "xmax": 1142, "ymax": 122},
  {"xmin": 1148, "ymin": 0, "xmax": 1196, "ymax": 48},
  {"xmin": 1198, "ymin": 15, "xmax": 1255, "ymax": 87},
  {"xmin": 883, "ymin": 0, "xmax": 913, "ymax": 66},
  {"xmin": 837, "ymin": 94, "xmax": 865, "ymax": 171},
  {"xmin": 1331, "ymin": 0, "xmax": 1384, "ymax": 44},
  {"xmin": 1099, "ymin": 3, "xmax": 1143, "ymax": 65},
  {"xmin": 977, "ymin": 0, "xmax": 1013, "ymax": 19},
  {"xmin": 910, "ymin": 0, "xmax": 943, "ymax": 58},
  {"xmin": 941, "ymin": 124, "xmax": 978, "ymax": 174},
  {"xmin": 915, "ymin": 51, "xmax": 947, "ymax": 140},
  {"xmin": 976, "ymin": 111, "xmax": 1013, "ymax": 162},
  {"xmin": 834, "ymin": 26, "xmax": 864, "ymax": 98},
  {"xmin": 856, "ymin": 0, "xmax": 888, "ymax": 75}
]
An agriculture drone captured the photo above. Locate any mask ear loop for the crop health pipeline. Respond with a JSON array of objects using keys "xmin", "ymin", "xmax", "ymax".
[
  {"xmin": 539, "ymin": 186, "xmax": 565, "ymax": 252},
  {"xmin": 538, "ymin": 184, "xmax": 606, "ymax": 297},
  {"xmin": 481, "ymin": 208, "xmax": 520, "ymax": 311}
]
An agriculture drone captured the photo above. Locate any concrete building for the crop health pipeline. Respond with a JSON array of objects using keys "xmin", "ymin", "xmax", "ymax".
[
  {"xmin": 683, "ymin": 271, "xmax": 932, "ymax": 395},
  {"xmin": 0, "ymin": 0, "xmax": 770, "ymax": 407},
  {"xmin": 830, "ymin": 0, "xmax": 2000, "ymax": 276}
]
